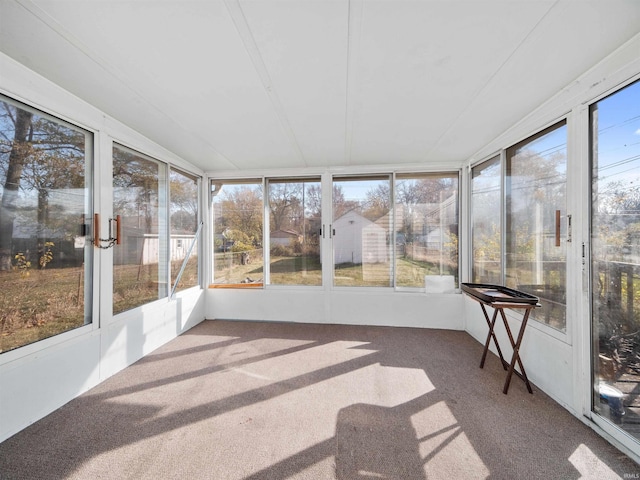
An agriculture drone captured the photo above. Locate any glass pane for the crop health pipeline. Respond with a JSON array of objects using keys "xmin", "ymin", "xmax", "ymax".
[
  {"xmin": 591, "ymin": 80, "xmax": 640, "ymax": 434},
  {"xmin": 333, "ymin": 176, "xmax": 392, "ymax": 287},
  {"xmin": 170, "ymin": 169, "xmax": 199, "ymax": 292},
  {"xmin": 471, "ymin": 156, "xmax": 501, "ymax": 283},
  {"xmin": 211, "ymin": 180, "xmax": 264, "ymax": 285},
  {"xmin": 506, "ymin": 122, "xmax": 567, "ymax": 331},
  {"xmin": 0, "ymin": 97, "xmax": 92, "ymax": 353},
  {"xmin": 113, "ymin": 145, "xmax": 167, "ymax": 313},
  {"xmin": 395, "ymin": 173, "xmax": 459, "ymax": 289},
  {"xmin": 268, "ymin": 178, "xmax": 321, "ymax": 286}
]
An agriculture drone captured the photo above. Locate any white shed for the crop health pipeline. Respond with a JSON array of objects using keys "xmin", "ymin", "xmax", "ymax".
[{"xmin": 333, "ymin": 211, "xmax": 388, "ymax": 264}]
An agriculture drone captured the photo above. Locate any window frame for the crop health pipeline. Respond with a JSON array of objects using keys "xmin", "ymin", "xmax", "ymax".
[
  {"xmin": 210, "ymin": 170, "xmax": 462, "ymax": 293},
  {"xmin": 169, "ymin": 166, "xmax": 202, "ymax": 294},
  {"xmin": 0, "ymin": 93, "xmax": 96, "ymax": 356},
  {"xmin": 394, "ymin": 171, "xmax": 461, "ymax": 291},
  {"xmin": 469, "ymin": 119, "xmax": 570, "ymax": 334},
  {"xmin": 112, "ymin": 143, "xmax": 169, "ymax": 314},
  {"xmin": 210, "ymin": 177, "xmax": 265, "ymax": 286},
  {"xmin": 265, "ymin": 176, "xmax": 323, "ymax": 287}
]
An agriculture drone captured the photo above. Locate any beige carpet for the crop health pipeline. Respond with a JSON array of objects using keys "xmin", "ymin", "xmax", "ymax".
[{"xmin": 0, "ymin": 319, "xmax": 638, "ymax": 479}]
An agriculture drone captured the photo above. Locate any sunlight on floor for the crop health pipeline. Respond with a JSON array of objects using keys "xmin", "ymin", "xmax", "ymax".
[
  {"xmin": 412, "ymin": 400, "xmax": 490, "ymax": 479},
  {"xmin": 569, "ymin": 443, "xmax": 620, "ymax": 479}
]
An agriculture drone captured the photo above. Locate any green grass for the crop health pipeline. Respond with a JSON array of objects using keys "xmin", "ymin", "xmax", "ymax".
[{"xmin": 213, "ymin": 253, "xmax": 458, "ymax": 288}]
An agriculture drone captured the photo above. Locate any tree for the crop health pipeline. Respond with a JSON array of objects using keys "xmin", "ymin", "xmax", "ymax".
[
  {"xmin": 0, "ymin": 101, "xmax": 88, "ymax": 271},
  {"xmin": 268, "ymin": 182, "xmax": 302, "ymax": 232},
  {"xmin": 170, "ymin": 171, "xmax": 198, "ymax": 234},
  {"xmin": 216, "ymin": 185, "xmax": 263, "ymax": 247},
  {"xmin": 363, "ymin": 183, "xmax": 391, "ymax": 221},
  {"xmin": 0, "ymin": 107, "xmax": 33, "ymax": 270},
  {"xmin": 113, "ymin": 148, "xmax": 159, "ymax": 233}
]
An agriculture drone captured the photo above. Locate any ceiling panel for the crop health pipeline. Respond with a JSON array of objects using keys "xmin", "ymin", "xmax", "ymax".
[
  {"xmin": 240, "ymin": 0, "xmax": 349, "ymax": 167},
  {"xmin": 435, "ymin": 0, "xmax": 640, "ymax": 161},
  {"xmin": 347, "ymin": 0, "xmax": 555, "ymax": 164},
  {"xmin": 1, "ymin": 0, "xmax": 639, "ymax": 173}
]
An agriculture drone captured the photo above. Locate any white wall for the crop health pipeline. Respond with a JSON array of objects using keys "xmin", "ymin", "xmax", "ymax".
[
  {"xmin": 0, "ymin": 52, "xmax": 206, "ymax": 443},
  {"xmin": 208, "ymin": 287, "xmax": 463, "ymax": 330}
]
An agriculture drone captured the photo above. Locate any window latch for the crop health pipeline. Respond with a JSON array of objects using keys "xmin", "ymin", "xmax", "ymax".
[{"xmin": 91, "ymin": 213, "xmax": 121, "ymax": 249}]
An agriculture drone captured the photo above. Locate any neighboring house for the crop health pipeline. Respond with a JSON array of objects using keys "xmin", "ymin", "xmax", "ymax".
[
  {"xmin": 333, "ymin": 211, "xmax": 388, "ymax": 264},
  {"xmin": 270, "ymin": 229, "xmax": 302, "ymax": 247}
]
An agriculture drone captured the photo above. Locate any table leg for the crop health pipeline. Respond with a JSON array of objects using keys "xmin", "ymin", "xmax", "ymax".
[
  {"xmin": 480, "ymin": 304, "xmax": 507, "ymax": 370},
  {"xmin": 501, "ymin": 307, "xmax": 533, "ymax": 394}
]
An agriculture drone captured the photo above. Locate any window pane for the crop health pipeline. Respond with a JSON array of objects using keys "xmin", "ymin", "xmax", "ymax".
[
  {"xmin": 333, "ymin": 176, "xmax": 392, "ymax": 287},
  {"xmin": 0, "ymin": 97, "xmax": 92, "ymax": 353},
  {"xmin": 113, "ymin": 145, "xmax": 167, "ymax": 313},
  {"xmin": 170, "ymin": 169, "xmax": 199, "ymax": 293},
  {"xmin": 211, "ymin": 180, "xmax": 264, "ymax": 285},
  {"xmin": 506, "ymin": 122, "xmax": 567, "ymax": 331},
  {"xmin": 395, "ymin": 173, "xmax": 459, "ymax": 289},
  {"xmin": 471, "ymin": 156, "xmax": 501, "ymax": 283},
  {"xmin": 268, "ymin": 178, "xmax": 321, "ymax": 286},
  {"xmin": 591, "ymin": 80, "xmax": 640, "ymax": 433}
]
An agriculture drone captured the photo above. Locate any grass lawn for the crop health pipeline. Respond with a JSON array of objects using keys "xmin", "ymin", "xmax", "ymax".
[
  {"xmin": 0, "ymin": 267, "xmax": 86, "ymax": 353},
  {"xmin": 213, "ymin": 253, "xmax": 457, "ymax": 288},
  {"xmin": 1, "ymin": 257, "xmax": 200, "ymax": 353}
]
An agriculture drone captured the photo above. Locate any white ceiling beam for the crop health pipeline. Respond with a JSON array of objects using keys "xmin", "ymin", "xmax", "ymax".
[{"xmin": 225, "ymin": 0, "xmax": 307, "ymax": 167}]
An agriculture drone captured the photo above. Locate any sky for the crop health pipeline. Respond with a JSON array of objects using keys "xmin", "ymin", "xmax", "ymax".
[{"xmin": 595, "ymin": 79, "xmax": 640, "ymax": 188}]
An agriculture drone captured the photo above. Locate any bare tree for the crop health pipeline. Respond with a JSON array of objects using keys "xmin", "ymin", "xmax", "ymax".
[{"xmin": 0, "ymin": 107, "xmax": 33, "ymax": 270}]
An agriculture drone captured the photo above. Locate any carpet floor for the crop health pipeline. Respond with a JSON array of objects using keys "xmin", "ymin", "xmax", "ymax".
[{"xmin": 0, "ymin": 319, "xmax": 638, "ymax": 479}]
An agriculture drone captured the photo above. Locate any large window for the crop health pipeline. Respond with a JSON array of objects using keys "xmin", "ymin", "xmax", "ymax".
[
  {"xmin": 332, "ymin": 176, "xmax": 393, "ymax": 287},
  {"xmin": 395, "ymin": 173, "xmax": 459, "ymax": 289},
  {"xmin": 471, "ymin": 156, "xmax": 501, "ymax": 284},
  {"xmin": 591, "ymin": 79, "xmax": 640, "ymax": 435},
  {"xmin": 267, "ymin": 178, "xmax": 321, "ymax": 286},
  {"xmin": 211, "ymin": 179, "xmax": 264, "ymax": 285},
  {"xmin": 506, "ymin": 121, "xmax": 567, "ymax": 331},
  {"xmin": 211, "ymin": 174, "xmax": 460, "ymax": 290},
  {"xmin": 113, "ymin": 145, "xmax": 168, "ymax": 314},
  {"xmin": 471, "ymin": 124, "xmax": 568, "ymax": 331},
  {"xmin": 169, "ymin": 168, "xmax": 200, "ymax": 293},
  {"xmin": 0, "ymin": 96, "xmax": 92, "ymax": 353}
]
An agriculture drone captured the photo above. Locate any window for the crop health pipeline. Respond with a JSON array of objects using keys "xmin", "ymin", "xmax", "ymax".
[
  {"xmin": 591, "ymin": 79, "xmax": 640, "ymax": 434},
  {"xmin": 211, "ymin": 179, "xmax": 264, "ymax": 285},
  {"xmin": 470, "ymin": 122, "xmax": 568, "ymax": 331},
  {"xmin": 113, "ymin": 145, "xmax": 168, "ymax": 313},
  {"xmin": 471, "ymin": 156, "xmax": 501, "ymax": 283},
  {"xmin": 395, "ymin": 173, "xmax": 459, "ymax": 288},
  {"xmin": 170, "ymin": 168, "xmax": 200, "ymax": 293},
  {"xmin": 267, "ymin": 178, "xmax": 321, "ymax": 286},
  {"xmin": 332, "ymin": 176, "xmax": 392, "ymax": 287},
  {"xmin": 506, "ymin": 121, "xmax": 567, "ymax": 331},
  {"xmin": 211, "ymin": 173, "xmax": 460, "ymax": 291},
  {"xmin": 0, "ymin": 96, "xmax": 92, "ymax": 353}
]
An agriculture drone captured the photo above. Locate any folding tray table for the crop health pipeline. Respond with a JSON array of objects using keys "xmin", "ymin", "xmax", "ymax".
[{"xmin": 462, "ymin": 283, "xmax": 541, "ymax": 394}]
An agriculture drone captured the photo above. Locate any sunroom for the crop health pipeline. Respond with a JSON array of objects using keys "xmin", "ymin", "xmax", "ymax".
[{"xmin": 1, "ymin": 0, "xmax": 640, "ymax": 477}]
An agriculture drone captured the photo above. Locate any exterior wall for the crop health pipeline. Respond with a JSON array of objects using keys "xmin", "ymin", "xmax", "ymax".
[
  {"xmin": 270, "ymin": 230, "xmax": 300, "ymax": 247},
  {"xmin": 334, "ymin": 211, "xmax": 388, "ymax": 265},
  {"xmin": 0, "ymin": 52, "xmax": 206, "ymax": 443}
]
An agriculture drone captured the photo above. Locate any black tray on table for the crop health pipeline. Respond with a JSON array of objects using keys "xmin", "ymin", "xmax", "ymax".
[{"xmin": 461, "ymin": 283, "xmax": 539, "ymax": 305}]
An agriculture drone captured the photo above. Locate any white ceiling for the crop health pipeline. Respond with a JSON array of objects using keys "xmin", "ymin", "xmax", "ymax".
[{"xmin": 1, "ymin": 0, "xmax": 640, "ymax": 173}]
